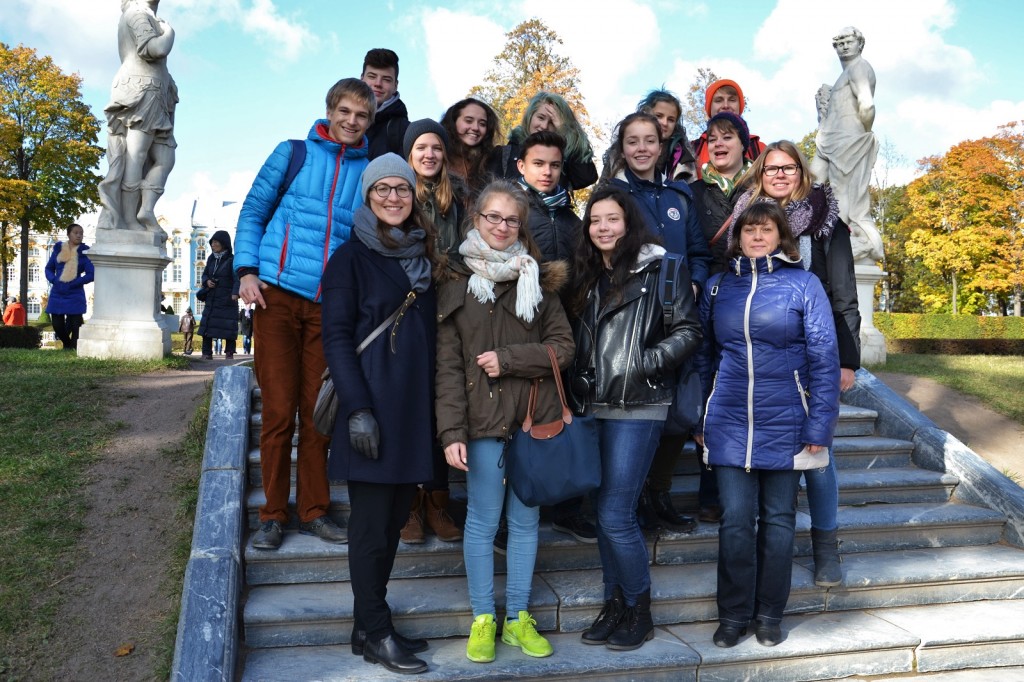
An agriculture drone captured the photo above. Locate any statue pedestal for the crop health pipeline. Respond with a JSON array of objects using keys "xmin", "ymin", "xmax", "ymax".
[
  {"xmin": 855, "ymin": 260, "xmax": 887, "ymax": 365},
  {"xmin": 77, "ymin": 228, "xmax": 171, "ymax": 360}
]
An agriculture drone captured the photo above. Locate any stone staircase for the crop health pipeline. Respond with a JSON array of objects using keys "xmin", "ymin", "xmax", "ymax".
[{"xmin": 236, "ymin": 388, "xmax": 1024, "ymax": 681}]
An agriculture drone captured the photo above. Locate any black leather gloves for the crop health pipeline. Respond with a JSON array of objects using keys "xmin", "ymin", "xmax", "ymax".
[{"xmin": 348, "ymin": 409, "xmax": 380, "ymax": 460}]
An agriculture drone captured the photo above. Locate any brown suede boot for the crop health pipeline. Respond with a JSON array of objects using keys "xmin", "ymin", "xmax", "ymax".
[
  {"xmin": 425, "ymin": 490, "xmax": 462, "ymax": 542},
  {"xmin": 400, "ymin": 489, "xmax": 425, "ymax": 544}
]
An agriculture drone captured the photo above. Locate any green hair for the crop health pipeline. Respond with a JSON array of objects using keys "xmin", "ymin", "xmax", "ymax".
[{"xmin": 509, "ymin": 91, "xmax": 593, "ymax": 163}]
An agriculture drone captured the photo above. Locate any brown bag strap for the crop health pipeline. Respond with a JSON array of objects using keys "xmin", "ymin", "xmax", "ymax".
[
  {"xmin": 710, "ymin": 215, "xmax": 732, "ymax": 247},
  {"xmin": 521, "ymin": 345, "xmax": 572, "ymax": 432}
]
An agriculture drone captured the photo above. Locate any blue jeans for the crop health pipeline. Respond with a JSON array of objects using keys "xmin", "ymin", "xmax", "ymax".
[
  {"xmin": 803, "ymin": 453, "xmax": 838, "ymax": 531},
  {"xmin": 594, "ymin": 419, "xmax": 663, "ymax": 605},
  {"xmin": 715, "ymin": 465, "xmax": 802, "ymax": 626},
  {"xmin": 463, "ymin": 438, "xmax": 539, "ymax": 618}
]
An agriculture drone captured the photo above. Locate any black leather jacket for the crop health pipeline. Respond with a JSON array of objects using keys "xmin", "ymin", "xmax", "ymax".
[{"xmin": 567, "ymin": 250, "xmax": 702, "ymax": 413}]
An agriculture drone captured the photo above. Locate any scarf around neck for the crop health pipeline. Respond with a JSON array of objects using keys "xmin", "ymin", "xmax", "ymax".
[
  {"xmin": 701, "ymin": 159, "xmax": 753, "ymax": 198},
  {"xmin": 353, "ymin": 205, "xmax": 432, "ymax": 293},
  {"xmin": 518, "ymin": 177, "xmax": 569, "ymax": 212},
  {"xmin": 459, "ymin": 228, "xmax": 542, "ymax": 323},
  {"xmin": 57, "ymin": 241, "xmax": 79, "ymax": 283}
]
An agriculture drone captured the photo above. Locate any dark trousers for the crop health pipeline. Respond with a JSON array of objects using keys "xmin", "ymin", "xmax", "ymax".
[
  {"xmin": 348, "ymin": 480, "xmax": 418, "ymax": 639},
  {"xmin": 182, "ymin": 331, "xmax": 194, "ymax": 354},
  {"xmin": 51, "ymin": 313, "xmax": 83, "ymax": 350},
  {"xmin": 422, "ymin": 444, "xmax": 451, "ymax": 493},
  {"xmin": 715, "ymin": 466, "xmax": 802, "ymax": 626},
  {"xmin": 254, "ymin": 285, "xmax": 331, "ymax": 524},
  {"xmin": 202, "ymin": 335, "xmax": 236, "ymax": 357},
  {"xmin": 647, "ymin": 433, "xmax": 688, "ymax": 493}
]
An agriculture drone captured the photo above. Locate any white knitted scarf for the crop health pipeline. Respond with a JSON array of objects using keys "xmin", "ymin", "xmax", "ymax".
[{"xmin": 459, "ymin": 229, "xmax": 542, "ymax": 323}]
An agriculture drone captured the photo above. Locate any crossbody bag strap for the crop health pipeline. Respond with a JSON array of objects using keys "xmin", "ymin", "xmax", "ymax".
[
  {"xmin": 709, "ymin": 215, "xmax": 732, "ymax": 247},
  {"xmin": 355, "ymin": 292, "xmax": 414, "ymax": 356}
]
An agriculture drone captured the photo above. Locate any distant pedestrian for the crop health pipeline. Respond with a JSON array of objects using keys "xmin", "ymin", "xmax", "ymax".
[
  {"xmin": 179, "ymin": 307, "xmax": 196, "ymax": 355},
  {"xmin": 3, "ymin": 296, "xmax": 26, "ymax": 326},
  {"xmin": 239, "ymin": 306, "xmax": 253, "ymax": 354},
  {"xmin": 45, "ymin": 223, "xmax": 94, "ymax": 350},
  {"xmin": 197, "ymin": 230, "xmax": 239, "ymax": 359}
]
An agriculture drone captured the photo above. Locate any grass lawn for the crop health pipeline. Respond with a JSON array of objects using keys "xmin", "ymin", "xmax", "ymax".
[
  {"xmin": 0, "ymin": 349, "xmax": 189, "ymax": 677},
  {"xmin": 870, "ymin": 354, "xmax": 1024, "ymax": 425}
]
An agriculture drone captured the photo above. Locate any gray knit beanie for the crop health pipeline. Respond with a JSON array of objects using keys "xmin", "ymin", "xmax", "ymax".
[
  {"xmin": 402, "ymin": 118, "xmax": 449, "ymax": 159},
  {"xmin": 361, "ymin": 153, "xmax": 417, "ymax": 201}
]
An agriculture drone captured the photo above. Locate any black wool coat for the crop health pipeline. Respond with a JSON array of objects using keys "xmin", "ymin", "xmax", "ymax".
[
  {"xmin": 321, "ymin": 235, "xmax": 437, "ymax": 484},
  {"xmin": 197, "ymin": 252, "xmax": 239, "ymax": 339}
]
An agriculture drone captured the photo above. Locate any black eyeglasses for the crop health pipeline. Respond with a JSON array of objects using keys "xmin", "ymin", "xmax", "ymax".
[
  {"xmin": 478, "ymin": 212, "xmax": 522, "ymax": 229},
  {"xmin": 763, "ymin": 164, "xmax": 800, "ymax": 177},
  {"xmin": 371, "ymin": 183, "xmax": 412, "ymax": 198}
]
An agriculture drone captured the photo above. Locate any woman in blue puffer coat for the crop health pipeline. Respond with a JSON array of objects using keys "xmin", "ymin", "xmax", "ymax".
[
  {"xmin": 695, "ymin": 201, "xmax": 839, "ymax": 649},
  {"xmin": 45, "ymin": 223, "xmax": 94, "ymax": 350}
]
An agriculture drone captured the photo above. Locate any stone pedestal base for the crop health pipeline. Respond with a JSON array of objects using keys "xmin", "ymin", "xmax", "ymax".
[
  {"xmin": 77, "ymin": 228, "xmax": 171, "ymax": 360},
  {"xmin": 855, "ymin": 260, "xmax": 887, "ymax": 365}
]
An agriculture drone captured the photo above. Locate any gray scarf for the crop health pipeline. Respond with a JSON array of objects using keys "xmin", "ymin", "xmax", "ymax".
[{"xmin": 353, "ymin": 205, "xmax": 431, "ymax": 293}]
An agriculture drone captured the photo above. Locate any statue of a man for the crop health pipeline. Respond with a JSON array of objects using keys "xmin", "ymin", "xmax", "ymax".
[
  {"xmin": 98, "ymin": 0, "xmax": 177, "ymax": 232},
  {"xmin": 810, "ymin": 26, "xmax": 883, "ymax": 262}
]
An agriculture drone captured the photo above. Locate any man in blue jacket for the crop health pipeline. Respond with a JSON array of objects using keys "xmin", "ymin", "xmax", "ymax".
[{"xmin": 235, "ymin": 78, "xmax": 375, "ymax": 550}]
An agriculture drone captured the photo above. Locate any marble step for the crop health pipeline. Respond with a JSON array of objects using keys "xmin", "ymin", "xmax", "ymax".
[
  {"xmin": 820, "ymin": 467, "xmax": 960, "ymax": 506},
  {"xmin": 246, "ymin": 501, "xmax": 1006, "ymax": 586},
  {"xmin": 240, "ymin": 600, "xmax": 1024, "ymax": 681},
  {"xmin": 829, "ymin": 435, "xmax": 914, "ymax": 469},
  {"xmin": 241, "ymin": 544, "xmax": 1024, "ymax": 650}
]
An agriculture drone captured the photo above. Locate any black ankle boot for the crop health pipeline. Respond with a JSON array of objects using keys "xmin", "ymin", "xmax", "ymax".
[
  {"xmin": 352, "ymin": 629, "xmax": 428, "ymax": 656},
  {"xmin": 581, "ymin": 586, "xmax": 626, "ymax": 645},
  {"xmin": 712, "ymin": 623, "xmax": 747, "ymax": 648},
  {"xmin": 605, "ymin": 589, "xmax": 654, "ymax": 650},
  {"xmin": 363, "ymin": 633, "xmax": 428, "ymax": 674},
  {"xmin": 651, "ymin": 490, "xmax": 697, "ymax": 532},
  {"xmin": 811, "ymin": 528, "xmax": 842, "ymax": 587}
]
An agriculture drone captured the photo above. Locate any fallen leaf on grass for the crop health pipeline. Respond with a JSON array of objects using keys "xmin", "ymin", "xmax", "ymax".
[{"xmin": 114, "ymin": 643, "xmax": 135, "ymax": 657}]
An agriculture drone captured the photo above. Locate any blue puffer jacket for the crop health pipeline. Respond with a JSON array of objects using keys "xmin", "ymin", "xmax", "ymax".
[
  {"xmin": 697, "ymin": 251, "xmax": 840, "ymax": 470},
  {"xmin": 610, "ymin": 168, "xmax": 712, "ymax": 290},
  {"xmin": 45, "ymin": 242, "xmax": 94, "ymax": 315},
  {"xmin": 234, "ymin": 120, "xmax": 369, "ymax": 302}
]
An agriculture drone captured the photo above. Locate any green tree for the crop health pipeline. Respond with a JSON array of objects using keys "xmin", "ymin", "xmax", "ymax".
[
  {"xmin": 0, "ymin": 42, "xmax": 103, "ymax": 306},
  {"xmin": 469, "ymin": 19, "xmax": 595, "ymax": 143}
]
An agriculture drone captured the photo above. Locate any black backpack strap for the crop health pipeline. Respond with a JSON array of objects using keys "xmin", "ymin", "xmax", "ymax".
[
  {"xmin": 268, "ymin": 139, "xmax": 306, "ymax": 221},
  {"xmin": 658, "ymin": 252, "xmax": 685, "ymax": 330}
]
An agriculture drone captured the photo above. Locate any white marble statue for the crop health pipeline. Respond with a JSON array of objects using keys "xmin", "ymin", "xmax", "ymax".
[
  {"xmin": 98, "ymin": 0, "xmax": 177, "ymax": 233},
  {"xmin": 810, "ymin": 26, "xmax": 884, "ymax": 262}
]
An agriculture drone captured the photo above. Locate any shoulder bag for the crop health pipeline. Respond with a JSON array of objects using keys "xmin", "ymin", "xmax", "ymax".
[
  {"xmin": 506, "ymin": 345, "xmax": 601, "ymax": 507},
  {"xmin": 312, "ymin": 292, "xmax": 416, "ymax": 437},
  {"xmin": 659, "ymin": 253, "xmax": 704, "ymax": 436}
]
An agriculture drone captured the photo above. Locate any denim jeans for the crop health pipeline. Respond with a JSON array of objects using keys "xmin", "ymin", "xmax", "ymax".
[
  {"xmin": 803, "ymin": 453, "xmax": 839, "ymax": 532},
  {"xmin": 594, "ymin": 418, "xmax": 663, "ymax": 605},
  {"xmin": 463, "ymin": 437, "xmax": 539, "ymax": 618},
  {"xmin": 715, "ymin": 465, "xmax": 802, "ymax": 626}
]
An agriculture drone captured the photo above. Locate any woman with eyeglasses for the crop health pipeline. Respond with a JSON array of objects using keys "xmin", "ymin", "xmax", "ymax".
[
  {"xmin": 724, "ymin": 139, "xmax": 861, "ymax": 588},
  {"xmin": 321, "ymin": 154, "xmax": 443, "ymax": 675},
  {"xmin": 435, "ymin": 179, "xmax": 574, "ymax": 663}
]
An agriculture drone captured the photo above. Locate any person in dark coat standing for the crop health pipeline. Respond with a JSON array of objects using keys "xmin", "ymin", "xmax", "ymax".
[
  {"xmin": 45, "ymin": 223, "xmax": 95, "ymax": 350},
  {"xmin": 197, "ymin": 230, "xmax": 239, "ymax": 359},
  {"xmin": 321, "ymin": 154, "xmax": 441, "ymax": 675},
  {"xmin": 362, "ymin": 48, "xmax": 409, "ymax": 159}
]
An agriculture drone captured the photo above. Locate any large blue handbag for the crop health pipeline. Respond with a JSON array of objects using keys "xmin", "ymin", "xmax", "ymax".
[{"xmin": 506, "ymin": 345, "xmax": 601, "ymax": 507}]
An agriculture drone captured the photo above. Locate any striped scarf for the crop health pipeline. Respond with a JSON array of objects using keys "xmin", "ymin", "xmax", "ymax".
[{"xmin": 518, "ymin": 177, "xmax": 569, "ymax": 212}]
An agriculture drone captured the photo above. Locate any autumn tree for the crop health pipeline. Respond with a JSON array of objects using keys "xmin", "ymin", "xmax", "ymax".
[
  {"xmin": 988, "ymin": 121, "xmax": 1024, "ymax": 316},
  {"xmin": 679, "ymin": 68, "xmax": 723, "ymax": 141},
  {"xmin": 901, "ymin": 140, "xmax": 1010, "ymax": 314},
  {"xmin": 0, "ymin": 42, "xmax": 103, "ymax": 306},
  {"xmin": 470, "ymin": 19, "xmax": 598, "ymax": 147}
]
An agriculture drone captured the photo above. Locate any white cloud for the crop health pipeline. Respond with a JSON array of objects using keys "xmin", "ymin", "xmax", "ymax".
[
  {"xmin": 158, "ymin": 169, "xmax": 258, "ymax": 228},
  {"xmin": 420, "ymin": 8, "xmax": 506, "ymax": 108},
  {"xmin": 238, "ymin": 0, "xmax": 318, "ymax": 64}
]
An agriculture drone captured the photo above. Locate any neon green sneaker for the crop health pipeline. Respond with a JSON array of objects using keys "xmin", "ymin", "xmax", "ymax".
[
  {"xmin": 502, "ymin": 610, "xmax": 553, "ymax": 658},
  {"xmin": 467, "ymin": 613, "xmax": 496, "ymax": 663}
]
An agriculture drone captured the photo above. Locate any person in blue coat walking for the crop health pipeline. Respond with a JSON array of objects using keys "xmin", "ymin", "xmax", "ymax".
[
  {"xmin": 695, "ymin": 201, "xmax": 840, "ymax": 649},
  {"xmin": 45, "ymin": 223, "xmax": 94, "ymax": 350}
]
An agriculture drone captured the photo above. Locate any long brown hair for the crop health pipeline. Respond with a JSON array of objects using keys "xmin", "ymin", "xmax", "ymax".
[
  {"xmin": 374, "ymin": 201, "xmax": 445, "ymax": 277},
  {"xmin": 407, "ymin": 132, "xmax": 456, "ymax": 216}
]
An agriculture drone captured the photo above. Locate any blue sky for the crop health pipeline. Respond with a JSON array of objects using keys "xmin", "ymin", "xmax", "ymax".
[{"xmin": 2, "ymin": 0, "xmax": 1023, "ymax": 226}]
